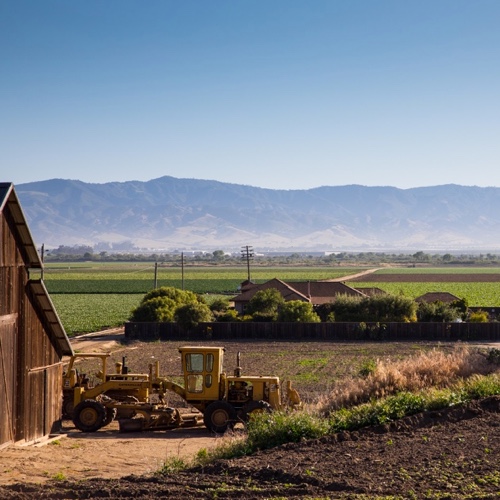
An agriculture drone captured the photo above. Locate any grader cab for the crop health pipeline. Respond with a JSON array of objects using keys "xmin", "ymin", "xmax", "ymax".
[{"xmin": 66, "ymin": 347, "xmax": 301, "ymax": 434}]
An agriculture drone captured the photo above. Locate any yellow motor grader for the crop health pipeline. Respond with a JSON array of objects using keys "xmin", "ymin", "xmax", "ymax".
[
  {"xmin": 65, "ymin": 346, "xmax": 301, "ymax": 434},
  {"xmin": 62, "ymin": 352, "xmax": 175, "ymax": 431}
]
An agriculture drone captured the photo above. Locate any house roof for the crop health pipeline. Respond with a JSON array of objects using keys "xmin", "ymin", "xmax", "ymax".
[
  {"xmin": 415, "ymin": 292, "xmax": 460, "ymax": 304},
  {"xmin": 1, "ymin": 183, "xmax": 73, "ymax": 356},
  {"xmin": 233, "ymin": 278, "xmax": 366, "ymax": 305},
  {"xmin": 354, "ymin": 287, "xmax": 387, "ymax": 297},
  {"xmin": 234, "ymin": 278, "xmax": 310, "ymax": 303}
]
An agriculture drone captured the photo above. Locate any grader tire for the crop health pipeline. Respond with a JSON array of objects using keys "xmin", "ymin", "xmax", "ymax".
[
  {"xmin": 62, "ymin": 395, "xmax": 75, "ymax": 420},
  {"xmin": 72, "ymin": 400, "xmax": 107, "ymax": 432},
  {"xmin": 203, "ymin": 401, "xmax": 237, "ymax": 434},
  {"xmin": 240, "ymin": 400, "xmax": 272, "ymax": 423},
  {"xmin": 103, "ymin": 407, "xmax": 118, "ymax": 427}
]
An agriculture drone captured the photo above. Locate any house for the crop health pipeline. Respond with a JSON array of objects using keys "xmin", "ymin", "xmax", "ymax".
[
  {"xmin": 0, "ymin": 183, "xmax": 73, "ymax": 448},
  {"xmin": 233, "ymin": 278, "xmax": 366, "ymax": 315},
  {"xmin": 415, "ymin": 292, "xmax": 461, "ymax": 304}
]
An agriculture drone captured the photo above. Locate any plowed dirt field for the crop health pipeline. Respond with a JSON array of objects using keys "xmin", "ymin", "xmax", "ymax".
[{"xmin": 1, "ymin": 333, "xmax": 499, "ymax": 498}]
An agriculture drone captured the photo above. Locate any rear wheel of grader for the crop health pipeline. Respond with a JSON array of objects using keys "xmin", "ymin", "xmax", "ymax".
[
  {"xmin": 203, "ymin": 401, "xmax": 237, "ymax": 434},
  {"xmin": 239, "ymin": 400, "xmax": 272, "ymax": 423},
  {"xmin": 72, "ymin": 400, "xmax": 107, "ymax": 432},
  {"xmin": 103, "ymin": 407, "xmax": 118, "ymax": 426}
]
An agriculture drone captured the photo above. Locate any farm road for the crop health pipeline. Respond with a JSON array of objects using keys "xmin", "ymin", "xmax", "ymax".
[{"xmin": 321, "ymin": 267, "xmax": 382, "ymax": 282}]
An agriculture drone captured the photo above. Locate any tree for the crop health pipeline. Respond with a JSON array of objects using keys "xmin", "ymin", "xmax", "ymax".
[
  {"xmin": 316, "ymin": 294, "xmax": 417, "ymax": 322},
  {"xmin": 416, "ymin": 301, "xmax": 461, "ymax": 322},
  {"xmin": 277, "ymin": 301, "xmax": 320, "ymax": 322},
  {"xmin": 129, "ymin": 296, "xmax": 178, "ymax": 322},
  {"xmin": 246, "ymin": 288, "xmax": 284, "ymax": 321},
  {"xmin": 174, "ymin": 303, "xmax": 214, "ymax": 329},
  {"xmin": 212, "ymin": 250, "xmax": 225, "ymax": 261},
  {"xmin": 129, "ymin": 286, "xmax": 206, "ymax": 322}
]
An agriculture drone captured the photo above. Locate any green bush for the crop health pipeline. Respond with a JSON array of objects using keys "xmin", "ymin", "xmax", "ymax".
[
  {"xmin": 317, "ymin": 293, "xmax": 417, "ymax": 322},
  {"xmin": 130, "ymin": 286, "xmax": 208, "ymax": 323},
  {"xmin": 277, "ymin": 300, "xmax": 321, "ymax": 322},
  {"xmin": 469, "ymin": 310, "xmax": 489, "ymax": 323}
]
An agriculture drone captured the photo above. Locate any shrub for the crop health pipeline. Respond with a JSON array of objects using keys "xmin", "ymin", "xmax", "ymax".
[
  {"xmin": 277, "ymin": 300, "xmax": 321, "ymax": 322},
  {"xmin": 417, "ymin": 301, "xmax": 461, "ymax": 322},
  {"xmin": 317, "ymin": 293, "xmax": 417, "ymax": 322},
  {"xmin": 469, "ymin": 310, "xmax": 489, "ymax": 323},
  {"xmin": 174, "ymin": 302, "xmax": 214, "ymax": 329},
  {"xmin": 130, "ymin": 286, "xmax": 209, "ymax": 323},
  {"xmin": 246, "ymin": 288, "xmax": 284, "ymax": 320}
]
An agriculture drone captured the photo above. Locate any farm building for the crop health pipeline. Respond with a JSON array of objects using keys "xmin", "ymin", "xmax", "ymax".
[
  {"xmin": 415, "ymin": 292, "xmax": 460, "ymax": 304},
  {"xmin": 0, "ymin": 183, "xmax": 73, "ymax": 449},
  {"xmin": 233, "ymin": 278, "xmax": 366, "ymax": 315}
]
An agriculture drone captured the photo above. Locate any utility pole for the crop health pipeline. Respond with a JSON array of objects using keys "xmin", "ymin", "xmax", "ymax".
[
  {"xmin": 241, "ymin": 245, "xmax": 254, "ymax": 282},
  {"xmin": 154, "ymin": 261, "xmax": 158, "ymax": 289},
  {"xmin": 181, "ymin": 252, "xmax": 185, "ymax": 290}
]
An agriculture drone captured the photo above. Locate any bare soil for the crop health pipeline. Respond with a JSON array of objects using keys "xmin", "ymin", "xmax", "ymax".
[
  {"xmin": 348, "ymin": 273, "xmax": 500, "ymax": 282},
  {"xmin": 1, "ymin": 397, "xmax": 499, "ymax": 499},
  {"xmin": 1, "ymin": 331, "xmax": 499, "ymax": 498}
]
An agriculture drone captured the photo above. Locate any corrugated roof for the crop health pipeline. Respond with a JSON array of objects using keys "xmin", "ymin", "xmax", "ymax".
[
  {"xmin": 0, "ymin": 183, "xmax": 42, "ymax": 267},
  {"xmin": 28, "ymin": 280, "xmax": 73, "ymax": 356}
]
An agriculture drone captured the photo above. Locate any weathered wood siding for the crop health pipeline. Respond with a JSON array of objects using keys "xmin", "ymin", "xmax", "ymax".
[
  {"xmin": 0, "ymin": 316, "xmax": 17, "ymax": 448},
  {"xmin": 1, "ymin": 197, "xmax": 63, "ymax": 447}
]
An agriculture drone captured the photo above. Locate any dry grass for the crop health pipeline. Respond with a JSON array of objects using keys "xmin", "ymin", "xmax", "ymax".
[{"xmin": 318, "ymin": 345, "xmax": 499, "ymax": 414}]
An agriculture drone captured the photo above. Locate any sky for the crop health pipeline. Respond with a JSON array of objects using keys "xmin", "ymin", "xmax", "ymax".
[{"xmin": 1, "ymin": 0, "xmax": 500, "ymax": 191}]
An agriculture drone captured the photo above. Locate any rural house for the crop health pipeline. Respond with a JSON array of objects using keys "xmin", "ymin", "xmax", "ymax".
[
  {"xmin": 233, "ymin": 278, "xmax": 366, "ymax": 315},
  {"xmin": 0, "ymin": 183, "xmax": 73, "ymax": 449},
  {"xmin": 415, "ymin": 292, "xmax": 461, "ymax": 304}
]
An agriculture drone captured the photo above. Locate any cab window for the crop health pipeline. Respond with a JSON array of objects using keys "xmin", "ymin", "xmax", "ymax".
[
  {"xmin": 206, "ymin": 353, "xmax": 214, "ymax": 372},
  {"xmin": 186, "ymin": 353, "xmax": 204, "ymax": 373}
]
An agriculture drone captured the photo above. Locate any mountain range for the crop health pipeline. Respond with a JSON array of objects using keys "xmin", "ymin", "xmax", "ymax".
[{"xmin": 14, "ymin": 177, "xmax": 500, "ymax": 252}]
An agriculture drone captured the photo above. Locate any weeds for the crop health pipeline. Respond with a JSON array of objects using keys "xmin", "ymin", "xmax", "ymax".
[{"xmin": 318, "ymin": 345, "xmax": 499, "ymax": 414}]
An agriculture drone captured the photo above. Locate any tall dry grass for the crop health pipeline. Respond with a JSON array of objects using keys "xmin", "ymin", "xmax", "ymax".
[{"xmin": 318, "ymin": 345, "xmax": 499, "ymax": 415}]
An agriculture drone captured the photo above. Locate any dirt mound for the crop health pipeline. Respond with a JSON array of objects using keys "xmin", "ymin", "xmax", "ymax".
[{"xmin": 2, "ymin": 396, "xmax": 499, "ymax": 499}]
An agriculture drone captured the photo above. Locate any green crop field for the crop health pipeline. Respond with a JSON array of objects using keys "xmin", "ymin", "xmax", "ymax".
[
  {"xmin": 353, "ymin": 282, "xmax": 500, "ymax": 306},
  {"xmin": 43, "ymin": 263, "xmax": 500, "ymax": 335}
]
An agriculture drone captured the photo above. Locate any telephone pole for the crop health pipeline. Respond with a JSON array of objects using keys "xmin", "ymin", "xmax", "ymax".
[{"xmin": 241, "ymin": 245, "xmax": 254, "ymax": 282}]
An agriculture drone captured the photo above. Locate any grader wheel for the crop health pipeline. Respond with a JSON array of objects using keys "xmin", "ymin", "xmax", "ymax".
[
  {"xmin": 103, "ymin": 407, "xmax": 118, "ymax": 426},
  {"xmin": 72, "ymin": 400, "xmax": 107, "ymax": 432},
  {"xmin": 62, "ymin": 395, "xmax": 75, "ymax": 420},
  {"xmin": 203, "ymin": 401, "xmax": 237, "ymax": 434}
]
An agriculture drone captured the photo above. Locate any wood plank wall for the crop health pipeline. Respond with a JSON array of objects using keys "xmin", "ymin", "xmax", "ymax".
[{"xmin": 1, "ymin": 204, "xmax": 63, "ymax": 446}]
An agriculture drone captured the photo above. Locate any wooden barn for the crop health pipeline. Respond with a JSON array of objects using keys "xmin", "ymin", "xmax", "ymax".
[{"xmin": 0, "ymin": 183, "xmax": 73, "ymax": 449}]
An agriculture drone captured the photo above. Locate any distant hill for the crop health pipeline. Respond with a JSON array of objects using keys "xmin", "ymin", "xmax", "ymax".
[{"xmin": 14, "ymin": 177, "xmax": 500, "ymax": 252}]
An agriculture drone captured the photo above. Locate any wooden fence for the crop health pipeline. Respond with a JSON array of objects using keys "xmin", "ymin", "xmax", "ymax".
[{"xmin": 125, "ymin": 321, "xmax": 500, "ymax": 343}]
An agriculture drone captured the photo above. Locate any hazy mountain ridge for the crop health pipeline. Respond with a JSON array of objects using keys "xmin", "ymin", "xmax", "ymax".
[{"xmin": 15, "ymin": 177, "xmax": 500, "ymax": 251}]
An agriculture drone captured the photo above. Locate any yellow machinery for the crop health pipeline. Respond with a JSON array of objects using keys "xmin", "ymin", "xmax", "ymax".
[
  {"xmin": 66, "ymin": 347, "xmax": 301, "ymax": 434},
  {"xmin": 62, "ymin": 353, "xmax": 173, "ymax": 432}
]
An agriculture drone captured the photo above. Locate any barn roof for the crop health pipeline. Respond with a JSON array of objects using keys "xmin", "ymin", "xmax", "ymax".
[
  {"xmin": 0, "ymin": 183, "xmax": 42, "ymax": 267},
  {"xmin": 1, "ymin": 183, "xmax": 73, "ymax": 356}
]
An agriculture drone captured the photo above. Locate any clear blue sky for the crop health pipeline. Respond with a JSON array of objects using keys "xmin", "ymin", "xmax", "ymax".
[{"xmin": 2, "ymin": 0, "xmax": 499, "ymax": 190}]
